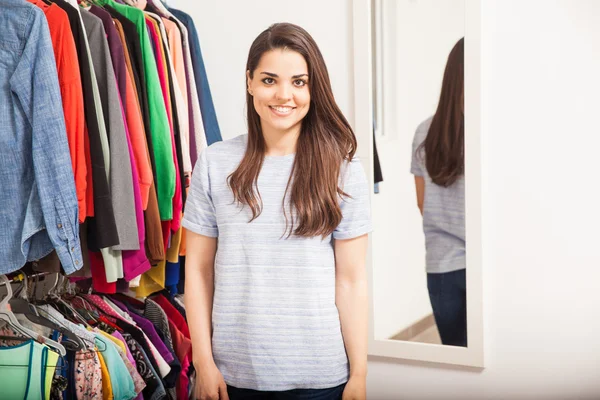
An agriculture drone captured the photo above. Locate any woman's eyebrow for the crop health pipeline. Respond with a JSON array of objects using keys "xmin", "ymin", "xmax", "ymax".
[{"xmin": 260, "ymin": 72, "xmax": 309, "ymax": 79}]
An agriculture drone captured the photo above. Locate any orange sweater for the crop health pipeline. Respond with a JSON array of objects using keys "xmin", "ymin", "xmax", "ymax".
[{"xmin": 30, "ymin": 0, "xmax": 87, "ymax": 222}]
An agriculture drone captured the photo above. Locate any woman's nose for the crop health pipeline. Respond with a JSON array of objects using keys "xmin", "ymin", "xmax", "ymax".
[{"xmin": 275, "ymin": 83, "xmax": 292, "ymax": 101}]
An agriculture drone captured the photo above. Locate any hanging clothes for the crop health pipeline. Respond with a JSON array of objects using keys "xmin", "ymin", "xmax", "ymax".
[
  {"xmin": 100, "ymin": 0, "xmax": 176, "ymax": 221},
  {"xmin": 0, "ymin": 0, "xmax": 83, "ymax": 275},
  {"xmin": 0, "ymin": 339, "xmax": 59, "ymax": 400},
  {"xmin": 2, "ymin": 0, "xmax": 222, "ymax": 394},
  {"xmin": 167, "ymin": 7, "xmax": 223, "ymax": 146},
  {"xmin": 28, "ymin": 0, "xmax": 88, "ymax": 222}
]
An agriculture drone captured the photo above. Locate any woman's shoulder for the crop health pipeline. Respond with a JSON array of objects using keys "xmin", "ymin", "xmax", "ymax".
[
  {"xmin": 339, "ymin": 156, "xmax": 367, "ymax": 184},
  {"xmin": 202, "ymin": 134, "xmax": 248, "ymax": 162},
  {"xmin": 415, "ymin": 116, "xmax": 434, "ymax": 142},
  {"xmin": 413, "ymin": 116, "xmax": 433, "ymax": 148}
]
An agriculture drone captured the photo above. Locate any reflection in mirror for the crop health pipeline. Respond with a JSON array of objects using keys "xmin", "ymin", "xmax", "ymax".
[{"xmin": 371, "ymin": 0, "xmax": 466, "ymax": 347}]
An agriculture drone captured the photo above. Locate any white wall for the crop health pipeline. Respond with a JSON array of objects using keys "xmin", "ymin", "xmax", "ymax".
[
  {"xmin": 177, "ymin": 1, "xmax": 600, "ymax": 398},
  {"xmin": 180, "ymin": 0, "xmax": 353, "ymax": 142},
  {"xmin": 372, "ymin": 0, "xmax": 465, "ymax": 340}
]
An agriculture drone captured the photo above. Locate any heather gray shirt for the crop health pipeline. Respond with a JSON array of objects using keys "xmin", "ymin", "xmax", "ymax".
[
  {"xmin": 82, "ymin": 9, "xmax": 138, "ymax": 251},
  {"xmin": 182, "ymin": 134, "xmax": 372, "ymax": 390},
  {"xmin": 411, "ymin": 117, "xmax": 466, "ymax": 274}
]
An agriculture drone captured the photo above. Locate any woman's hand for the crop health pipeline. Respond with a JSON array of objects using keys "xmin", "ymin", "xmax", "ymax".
[
  {"xmin": 194, "ymin": 362, "xmax": 229, "ymax": 400},
  {"xmin": 342, "ymin": 376, "xmax": 366, "ymax": 400}
]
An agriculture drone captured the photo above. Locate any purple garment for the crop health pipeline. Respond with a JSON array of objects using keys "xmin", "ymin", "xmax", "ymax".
[
  {"xmin": 112, "ymin": 330, "xmax": 144, "ymax": 400},
  {"xmin": 181, "ymin": 32, "xmax": 198, "ymax": 166},
  {"xmin": 111, "ymin": 298, "xmax": 175, "ymax": 364},
  {"xmin": 89, "ymin": 5, "xmax": 127, "ymax": 109},
  {"xmin": 119, "ymin": 94, "xmax": 151, "ymax": 281}
]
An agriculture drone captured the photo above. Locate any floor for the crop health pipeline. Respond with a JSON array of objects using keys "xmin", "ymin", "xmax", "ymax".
[
  {"xmin": 389, "ymin": 314, "xmax": 442, "ymax": 345},
  {"xmin": 408, "ymin": 324, "xmax": 442, "ymax": 344}
]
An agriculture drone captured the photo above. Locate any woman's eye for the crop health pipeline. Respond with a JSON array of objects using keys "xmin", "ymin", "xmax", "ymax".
[
  {"xmin": 294, "ymin": 79, "xmax": 307, "ymax": 87},
  {"xmin": 262, "ymin": 78, "xmax": 275, "ymax": 85}
]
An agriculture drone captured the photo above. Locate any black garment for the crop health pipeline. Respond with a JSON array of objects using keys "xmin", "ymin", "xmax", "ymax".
[
  {"xmin": 177, "ymin": 255, "xmax": 185, "ymax": 294},
  {"xmin": 104, "ymin": 5, "xmax": 158, "ymax": 182},
  {"xmin": 66, "ymin": 350, "xmax": 77, "ymax": 400},
  {"xmin": 427, "ymin": 269, "xmax": 467, "ymax": 347},
  {"xmin": 226, "ymin": 383, "xmax": 346, "ymax": 400},
  {"xmin": 53, "ymin": 0, "xmax": 119, "ymax": 249},
  {"xmin": 122, "ymin": 333, "xmax": 167, "ymax": 400},
  {"xmin": 373, "ymin": 131, "xmax": 383, "ymax": 184}
]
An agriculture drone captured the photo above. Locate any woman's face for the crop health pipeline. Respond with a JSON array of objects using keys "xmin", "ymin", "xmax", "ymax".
[{"xmin": 247, "ymin": 49, "xmax": 310, "ymax": 137}]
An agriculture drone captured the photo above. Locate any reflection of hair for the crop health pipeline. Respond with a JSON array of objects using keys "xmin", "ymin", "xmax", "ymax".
[
  {"xmin": 227, "ymin": 23, "xmax": 357, "ymax": 238},
  {"xmin": 420, "ymin": 37, "xmax": 464, "ymax": 187}
]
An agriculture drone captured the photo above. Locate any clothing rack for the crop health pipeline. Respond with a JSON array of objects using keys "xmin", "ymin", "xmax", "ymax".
[{"xmin": 0, "ymin": 271, "xmax": 53, "ymax": 287}]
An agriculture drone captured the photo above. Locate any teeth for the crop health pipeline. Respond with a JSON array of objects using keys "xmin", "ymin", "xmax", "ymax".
[{"xmin": 271, "ymin": 106, "xmax": 293, "ymax": 113}]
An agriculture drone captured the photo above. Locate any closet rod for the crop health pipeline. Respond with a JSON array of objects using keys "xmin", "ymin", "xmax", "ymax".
[{"xmin": 0, "ymin": 271, "xmax": 52, "ymax": 287}]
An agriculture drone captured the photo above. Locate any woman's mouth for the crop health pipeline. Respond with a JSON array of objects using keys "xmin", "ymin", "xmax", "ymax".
[{"xmin": 269, "ymin": 105, "xmax": 295, "ymax": 116}]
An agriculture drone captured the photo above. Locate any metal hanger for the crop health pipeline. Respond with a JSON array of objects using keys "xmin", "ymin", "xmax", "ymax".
[
  {"xmin": 9, "ymin": 274, "xmax": 83, "ymax": 351},
  {"xmin": 24, "ymin": 274, "xmax": 103, "ymax": 352},
  {"xmin": 0, "ymin": 275, "xmax": 66, "ymax": 356}
]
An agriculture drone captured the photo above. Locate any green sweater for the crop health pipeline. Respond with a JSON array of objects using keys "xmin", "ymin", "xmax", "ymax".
[{"xmin": 101, "ymin": 0, "xmax": 175, "ymax": 220}]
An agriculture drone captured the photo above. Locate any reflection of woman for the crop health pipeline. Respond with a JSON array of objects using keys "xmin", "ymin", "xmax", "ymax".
[
  {"xmin": 183, "ymin": 23, "xmax": 372, "ymax": 400},
  {"xmin": 411, "ymin": 38, "xmax": 466, "ymax": 347}
]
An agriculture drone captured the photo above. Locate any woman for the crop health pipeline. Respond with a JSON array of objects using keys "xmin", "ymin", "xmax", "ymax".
[
  {"xmin": 183, "ymin": 23, "xmax": 372, "ymax": 400},
  {"xmin": 411, "ymin": 38, "xmax": 466, "ymax": 347}
]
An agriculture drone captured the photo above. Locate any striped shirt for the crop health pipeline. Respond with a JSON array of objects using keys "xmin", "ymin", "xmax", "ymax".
[
  {"xmin": 181, "ymin": 134, "xmax": 372, "ymax": 390},
  {"xmin": 411, "ymin": 117, "xmax": 466, "ymax": 274}
]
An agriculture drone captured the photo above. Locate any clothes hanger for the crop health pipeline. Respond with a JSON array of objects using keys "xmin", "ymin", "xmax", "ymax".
[
  {"xmin": 32, "ymin": 274, "xmax": 94, "ymax": 350},
  {"xmin": 9, "ymin": 274, "xmax": 83, "ymax": 351},
  {"xmin": 0, "ymin": 275, "xmax": 66, "ymax": 356},
  {"xmin": 48, "ymin": 276, "xmax": 91, "ymax": 328},
  {"xmin": 70, "ymin": 295, "xmax": 101, "ymax": 324},
  {"xmin": 35, "ymin": 305, "xmax": 104, "ymax": 352}
]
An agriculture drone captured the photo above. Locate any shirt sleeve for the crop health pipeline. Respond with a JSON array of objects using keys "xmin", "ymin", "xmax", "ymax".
[
  {"xmin": 181, "ymin": 149, "xmax": 218, "ymax": 237},
  {"xmin": 10, "ymin": 8, "xmax": 83, "ymax": 274},
  {"xmin": 333, "ymin": 157, "xmax": 373, "ymax": 240}
]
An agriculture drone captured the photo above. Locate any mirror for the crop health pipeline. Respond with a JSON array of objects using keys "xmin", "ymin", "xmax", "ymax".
[
  {"xmin": 372, "ymin": 0, "xmax": 466, "ymax": 347},
  {"xmin": 353, "ymin": 0, "xmax": 484, "ymax": 366}
]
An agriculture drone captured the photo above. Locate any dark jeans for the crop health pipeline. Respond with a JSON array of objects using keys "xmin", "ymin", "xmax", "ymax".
[
  {"xmin": 427, "ymin": 269, "xmax": 468, "ymax": 347},
  {"xmin": 227, "ymin": 383, "xmax": 346, "ymax": 400}
]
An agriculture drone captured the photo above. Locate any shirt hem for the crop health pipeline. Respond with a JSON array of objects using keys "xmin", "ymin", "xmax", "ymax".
[
  {"xmin": 426, "ymin": 265, "xmax": 466, "ymax": 274},
  {"xmin": 181, "ymin": 219, "xmax": 218, "ymax": 237},
  {"xmin": 332, "ymin": 224, "xmax": 373, "ymax": 240},
  {"xmin": 224, "ymin": 375, "xmax": 349, "ymax": 392}
]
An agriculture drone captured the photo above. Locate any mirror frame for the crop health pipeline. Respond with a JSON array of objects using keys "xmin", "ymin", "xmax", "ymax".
[{"xmin": 351, "ymin": 0, "xmax": 485, "ymax": 368}]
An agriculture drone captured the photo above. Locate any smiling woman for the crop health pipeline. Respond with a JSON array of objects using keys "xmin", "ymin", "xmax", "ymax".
[
  {"xmin": 182, "ymin": 22, "xmax": 372, "ymax": 400},
  {"xmin": 246, "ymin": 49, "xmax": 311, "ymax": 155}
]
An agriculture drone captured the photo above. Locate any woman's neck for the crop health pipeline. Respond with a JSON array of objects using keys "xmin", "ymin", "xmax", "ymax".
[{"xmin": 261, "ymin": 125, "xmax": 300, "ymax": 157}]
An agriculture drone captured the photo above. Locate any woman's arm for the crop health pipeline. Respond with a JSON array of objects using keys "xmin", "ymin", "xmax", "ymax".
[
  {"xmin": 185, "ymin": 231, "xmax": 230, "ymax": 400},
  {"xmin": 184, "ymin": 230, "xmax": 218, "ymax": 368},
  {"xmin": 414, "ymin": 176, "xmax": 425, "ymax": 215},
  {"xmin": 335, "ymin": 234, "xmax": 369, "ymax": 382}
]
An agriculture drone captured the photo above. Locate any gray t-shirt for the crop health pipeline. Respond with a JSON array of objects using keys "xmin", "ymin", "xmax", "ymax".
[
  {"xmin": 411, "ymin": 117, "xmax": 466, "ymax": 274},
  {"xmin": 181, "ymin": 134, "xmax": 372, "ymax": 390}
]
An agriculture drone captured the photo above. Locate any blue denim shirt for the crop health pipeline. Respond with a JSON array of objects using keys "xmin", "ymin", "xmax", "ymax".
[{"xmin": 0, "ymin": 0, "xmax": 83, "ymax": 274}]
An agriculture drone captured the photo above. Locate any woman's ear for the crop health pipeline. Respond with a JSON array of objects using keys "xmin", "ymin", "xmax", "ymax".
[{"xmin": 246, "ymin": 70, "xmax": 252, "ymax": 95}]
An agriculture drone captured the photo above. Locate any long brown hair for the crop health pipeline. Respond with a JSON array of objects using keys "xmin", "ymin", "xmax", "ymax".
[
  {"xmin": 227, "ymin": 23, "xmax": 357, "ymax": 238},
  {"xmin": 420, "ymin": 37, "xmax": 464, "ymax": 187}
]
